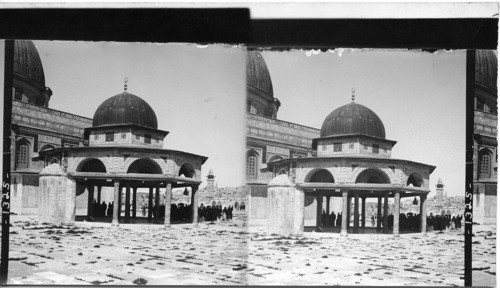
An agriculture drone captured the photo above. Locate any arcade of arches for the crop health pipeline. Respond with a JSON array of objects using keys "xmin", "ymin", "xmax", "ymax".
[{"xmin": 301, "ymin": 168, "xmax": 429, "ymax": 236}]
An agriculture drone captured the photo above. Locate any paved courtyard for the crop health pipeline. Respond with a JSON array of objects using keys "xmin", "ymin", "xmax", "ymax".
[{"xmin": 1, "ymin": 213, "xmax": 496, "ymax": 286}]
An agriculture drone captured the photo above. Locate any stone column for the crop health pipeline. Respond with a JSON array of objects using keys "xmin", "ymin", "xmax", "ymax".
[
  {"xmin": 191, "ymin": 185, "xmax": 199, "ymax": 225},
  {"xmin": 361, "ymin": 197, "xmax": 366, "ymax": 228},
  {"xmin": 346, "ymin": 196, "xmax": 351, "ymax": 228},
  {"xmin": 353, "ymin": 193, "xmax": 360, "ymax": 233},
  {"xmin": 420, "ymin": 194, "xmax": 427, "ymax": 235},
  {"xmin": 125, "ymin": 183, "xmax": 131, "ymax": 223},
  {"xmin": 118, "ymin": 185, "xmax": 122, "ymax": 219},
  {"xmin": 111, "ymin": 180, "xmax": 120, "ymax": 227},
  {"xmin": 148, "ymin": 186, "xmax": 153, "ymax": 222},
  {"xmin": 325, "ymin": 196, "xmax": 331, "ymax": 227},
  {"xmin": 97, "ymin": 185, "xmax": 102, "ymax": 204},
  {"xmin": 376, "ymin": 196, "xmax": 382, "ymax": 231},
  {"xmin": 132, "ymin": 187, "xmax": 137, "ymax": 218},
  {"xmin": 316, "ymin": 193, "xmax": 323, "ymax": 230},
  {"xmin": 164, "ymin": 182, "xmax": 172, "ymax": 228},
  {"xmin": 154, "ymin": 185, "xmax": 160, "ymax": 223},
  {"xmin": 87, "ymin": 184, "xmax": 94, "ymax": 221},
  {"xmin": 393, "ymin": 191, "xmax": 401, "ymax": 237},
  {"xmin": 341, "ymin": 190, "xmax": 348, "ymax": 236},
  {"xmin": 383, "ymin": 194, "xmax": 389, "ymax": 233}
]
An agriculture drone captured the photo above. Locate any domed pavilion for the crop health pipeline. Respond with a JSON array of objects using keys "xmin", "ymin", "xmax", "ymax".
[
  {"xmin": 38, "ymin": 81, "xmax": 207, "ymax": 227},
  {"xmin": 267, "ymin": 91, "xmax": 436, "ymax": 236}
]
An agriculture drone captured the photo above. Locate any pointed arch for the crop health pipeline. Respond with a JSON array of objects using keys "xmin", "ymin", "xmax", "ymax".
[
  {"xmin": 305, "ymin": 169, "xmax": 335, "ymax": 183},
  {"xmin": 406, "ymin": 173, "xmax": 424, "ymax": 187},
  {"xmin": 128, "ymin": 158, "xmax": 162, "ymax": 174},
  {"xmin": 178, "ymin": 163, "xmax": 195, "ymax": 178},
  {"xmin": 77, "ymin": 158, "xmax": 107, "ymax": 173},
  {"xmin": 355, "ymin": 168, "xmax": 390, "ymax": 184}
]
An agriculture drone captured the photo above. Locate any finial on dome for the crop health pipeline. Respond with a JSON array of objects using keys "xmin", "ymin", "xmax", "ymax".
[
  {"xmin": 351, "ymin": 87, "xmax": 356, "ymax": 101},
  {"xmin": 124, "ymin": 77, "xmax": 128, "ymax": 93}
]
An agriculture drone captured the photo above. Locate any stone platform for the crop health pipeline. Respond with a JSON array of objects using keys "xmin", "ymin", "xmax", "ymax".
[{"xmin": 1, "ymin": 214, "xmax": 495, "ymax": 286}]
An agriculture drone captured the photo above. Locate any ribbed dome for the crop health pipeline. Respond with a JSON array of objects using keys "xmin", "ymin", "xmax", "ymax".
[
  {"xmin": 14, "ymin": 40, "xmax": 45, "ymax": 88},
  {"xmin": 92, "ymin": 92, "xmax": 158, "ymax": 129},
  {"xmin": 247, "ymin": 50, "xmax": 273, "ymax": 99},
  {"xmin": 475, "ymin": 50, "xmax": 497, "ymax": 92},
  {"xmin": 321, "ymin": 101, "xmax": 386, "ymax": 139}
]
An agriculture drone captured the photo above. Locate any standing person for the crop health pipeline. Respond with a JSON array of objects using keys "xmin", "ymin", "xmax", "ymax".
[
  {"xmin": 101, "ymin": 201, "xmax": 107, "ymax": 217},
  {"xmin": 331, "ymin": 211, "xmax": 336, "ymax": 227},
  {"xmin": 322, "ymin": 209, "xmax": 327, "ymax": 227},
  {"xmin": 107, "ymin": 202, "xmax": 113, "ymax": 217},
  {"xmin": 222, "ymin": 207, "xmax": 227, "ymax": 221},
  {"xmin": 371, "ymin": 215, "xmax": 375, "ymax": 227},
  {"xmin": 336, "ymin": 212, "xmax": 342, "ymax": 227}
]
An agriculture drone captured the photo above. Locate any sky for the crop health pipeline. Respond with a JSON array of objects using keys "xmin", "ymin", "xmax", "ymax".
[
  {"xmin": 1, "ymin": 41, "xmax": 247, "ymax": 188},
  {"xmin": 0, "ymin": 42, "xmax": 474, "ymax": 196},
  {"xmin": 260, "ymin": 49, "xmax": 466, "ymax": 197}
]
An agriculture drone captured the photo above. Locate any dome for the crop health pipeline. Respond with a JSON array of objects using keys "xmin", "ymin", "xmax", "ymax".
[
  {"xmin": 247, "ymin": 50, "xmax": 273, "ymax": 99},
  {"xmin": 14, "ymin": 40, "xmax": 45, "ymax": 88},
  {"xmin": 320, "ymin": 101, "xmax": 386, "ymax": 139},
  {"xmin": 475, "ymin": 50, "xmax": 497, "ymax": 92},
  {"xmin": 92, "ymin": 92, "xmax": 158, "ymax": 129}
]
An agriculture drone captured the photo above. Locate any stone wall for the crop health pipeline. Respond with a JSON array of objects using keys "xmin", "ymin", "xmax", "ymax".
[
  {"xmin": 474, "ymin": 110, "xmax": 498, "ymax": 138},
  {"xmin": 247, "ymin": 113, "xmax": 320, "ymax": 149},
  {"xmin": 12, "ymin": 100, "xmax": 92, "ymax": 138},
  {"xmin": 88, "ymin": 127, "xmax": 164, "ymax": 148}
]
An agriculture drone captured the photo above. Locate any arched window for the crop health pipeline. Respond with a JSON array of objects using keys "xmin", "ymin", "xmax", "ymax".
[
  {"xmin": 479, "ymin": 149, "xmax": 492, "ymax": 179},
  {"xmin": 246, "ymin": 150, "xmax": 259, "ymax": 180},
  {"xmin": 16, "ymin": 139, "xmax": 30, "ymax": 169}
]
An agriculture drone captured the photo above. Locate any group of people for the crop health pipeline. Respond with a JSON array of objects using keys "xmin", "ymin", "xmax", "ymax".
[
  {"xmin": 321, "ymin": 210, "xmax": 342, "ymax": 227},
  {"xmin": 427, "ymin": 213, "xmax": 463, "ymax": 231},
  {"xmin": 91, "ymin": 200, "xmax": 113, "ymax": 217},
  {"xmin": 318, "ymin": 209, "xmax": 464, "ymax": 232},
  {"xmin": 199, "ymin": 205, "xmax": 234, "ymax": 222}
]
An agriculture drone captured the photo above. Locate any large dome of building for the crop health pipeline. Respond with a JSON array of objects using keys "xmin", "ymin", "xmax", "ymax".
[
  {"xmin": 320, "ymin": 101, "xmax": 386, "ymax": 139},
  {"xmin": 14, "ymin": 40, "xmax": 46, "ymax": 88},
  {"xmin": 475, "ymin": 50, "xmax": 497, "ymax": 93},
  {"xmin": 247, "ymin": 50, "xmax": 273, "ymax": 99},
  {"xmin": 92, "ymin": 92, "xmax": 158, "ymax": 129}
]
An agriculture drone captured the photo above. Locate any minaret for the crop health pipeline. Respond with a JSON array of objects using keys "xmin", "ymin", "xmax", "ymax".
[
  {"xmin": 436, "ymin": 178, "xmax": 445, "ymax": 204},
  {"xmin": 207, "ymin": 168, "xmax": 215, "ymax": 190}
]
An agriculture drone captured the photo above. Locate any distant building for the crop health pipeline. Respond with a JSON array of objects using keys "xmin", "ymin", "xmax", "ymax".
[
  {"xmin": 473, "ymin": 50, "xmax": 498, "ymax": 225},
  {"xmin": 434, "ymin": 178, "xmax": 445, "ymax": 207}
]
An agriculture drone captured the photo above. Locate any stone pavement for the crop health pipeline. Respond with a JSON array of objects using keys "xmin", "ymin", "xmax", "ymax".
[{"xmin": 1, "ymin": 214, "xmax": 496, "ymax": 286}]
